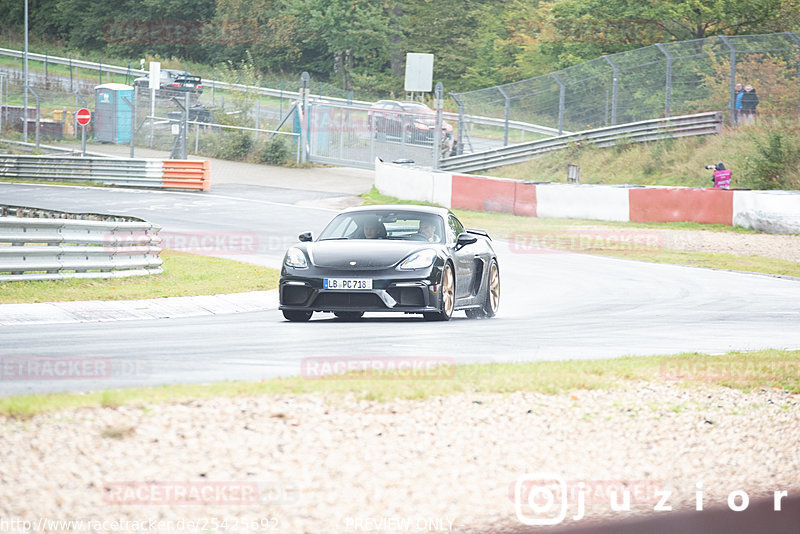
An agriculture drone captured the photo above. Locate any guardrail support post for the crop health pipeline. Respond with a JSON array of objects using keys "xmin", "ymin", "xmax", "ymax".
[
  {"xmin": 719, "ymin": 35, "xmax": 737, "ymax": 127},
  {"xmin": 299, "ymin": 72, "xmax": 310, "ymax": 164},
  {"xmin": 655, "ymin": 43, "xmax": 672, "ymax": 118},
  {"xmin": 498, "ymin": 86, "xmax": 510, "ymax": 146},
  {"xmin": 551, "ymin": 73, "xmax": 566, "ymax": 135},
  {"xmin": 450, "ymin": 92, "xmax": 465, "ymax": 156},
  {"xmin": 602, "ymin": 56, "xmax": 619, "ymax": 125}
]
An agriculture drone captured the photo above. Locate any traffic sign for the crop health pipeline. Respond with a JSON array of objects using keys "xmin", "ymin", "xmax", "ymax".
[{"xmin": 76, "ymin": 108, "xmax": 91, "ymax": 126}]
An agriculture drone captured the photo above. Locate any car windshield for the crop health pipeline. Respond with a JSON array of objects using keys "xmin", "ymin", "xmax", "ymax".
[{"xmin": 318, "ymin": 211, "xmax": 444, "ymax": 243}]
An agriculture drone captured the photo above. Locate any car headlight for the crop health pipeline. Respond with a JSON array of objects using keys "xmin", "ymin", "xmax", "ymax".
[
  {"xmin": 397, "ymin": 249, "xmax": 437, "ymax": 270},
  {"xmin": 284, "ymin": 247, "xmax": 308, "ymax": 269}
]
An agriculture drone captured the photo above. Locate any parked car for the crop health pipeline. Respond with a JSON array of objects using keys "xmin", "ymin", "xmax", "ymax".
[
  {"xmin": 168, "ymin": 75, "xmax": 203, "ymax": 95},
  {"xmin": 368, "ymin": 100, "xmax": 455, "ymax": 155},
  {"xmin": 132, "ymin": 69, "xmax": 187, "ymax": 91},
  {"xmin": 279, "ymin": 205, "xmax": 499, "ymax": 322}
]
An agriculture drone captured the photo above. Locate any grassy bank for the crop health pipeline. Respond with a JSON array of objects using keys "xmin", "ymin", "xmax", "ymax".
[
  {"xmin": 0, "ymin": 249, "xmax": 279, "ymax": 304},
  {"xmin": 486, "ymin": 120, "xmax": 800, "ymax": 190},
  {"xmin": 1, "ymin": 349, "xmax": 797, "ymax": 419}
]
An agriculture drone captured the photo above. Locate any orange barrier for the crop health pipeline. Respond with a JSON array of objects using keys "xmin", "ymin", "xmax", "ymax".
[
  {"xmin": 451, "ymin": 174, "xmax": 515, "ymax": 213},
  {"xmin": 629, "ymin": 188, "xmax": 733, "ymax": 225},
  {"xmin": 161, "ymin": 160, "xmax": 210, "ymax": 191},
  {"xmin": 513, "ymin": 182, "xmax": 538, "ymax": 217}
]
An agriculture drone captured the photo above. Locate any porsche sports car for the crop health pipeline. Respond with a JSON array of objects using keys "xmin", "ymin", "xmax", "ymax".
[{"xmin": 279, "ymin": 205, "xmax": 499, "ymax": 322}]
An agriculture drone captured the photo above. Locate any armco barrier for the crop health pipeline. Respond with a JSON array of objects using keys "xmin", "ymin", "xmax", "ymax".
[
  {"xmin": 0, "ymin": 154, "xmax": 210, "ymax": 190},
  {"xmin": 0, "ymin": 205, "xmax": 162, "ymax": 281},
  {"xmin": 629, "ymin": 188, "xmax": 733, "ymax": 225}
]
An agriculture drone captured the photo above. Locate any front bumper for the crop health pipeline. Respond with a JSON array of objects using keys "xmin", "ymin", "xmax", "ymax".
[{"xmin": 279, "ymin": 270, "xmax": 444, "ymax": 314}]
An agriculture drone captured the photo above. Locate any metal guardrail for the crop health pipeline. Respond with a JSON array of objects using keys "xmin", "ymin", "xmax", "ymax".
[
  {"xmin": 440, "ymin": 111, "xmax": 723, "ymax": 172},
  {"xmin": 0, "ymin": 205, "xmax": 162, "ymax": 281},
  {"xmin": 0, "ymin": 153, "xmax": 210, "ymax": 190},
  {"xmin": 0, "ymin": 48, "xmax": 562, "ymax": 139}
]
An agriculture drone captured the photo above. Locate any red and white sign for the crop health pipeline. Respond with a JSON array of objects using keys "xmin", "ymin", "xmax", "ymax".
[{"xmin": 76, "ymin": 108, "xmax": 91, "ymax": 126}]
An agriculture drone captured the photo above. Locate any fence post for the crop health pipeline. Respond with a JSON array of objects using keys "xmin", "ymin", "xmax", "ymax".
[
  {"xmin": 655, "ymin": 43, "xmax": 672, "ymax": 117},
  {"xmin": 300, "ymin": 72, "xmax": 309, "ymax": 164},
  {"xmin": 498, "ymin": 86, "xmax": 510, "ymax": 146},
  {"xmin": 785, "ymin": 31, "xmax": 800, "ymax": 122},
  {"xmin": 433, "ymin": 82, "xmax": 443, "ymax": 169},
  {"xmin": 719, "ymin": 35, "xmax": 736, "ymax": 127},
  {"xmin": 44, "ymin": 48, "xmax": 48, "ymax": 85},
  {"xmin": 450, "ymin": 92, "xmax": 465, "ymax": 155},
  {"xmin": 69, "ymin": 56, "xmax": 73, "ymax": 92},
  {"xmin": 551, "ymin": 73, "xmax": 565, "ymax": 135},
  {"xmin": 602, "ymin": 55, "xmax": 619, "ymax": 125},
  {"xmin": 98, "ymin": 58, "xmax": 103, "ymax": 85}
]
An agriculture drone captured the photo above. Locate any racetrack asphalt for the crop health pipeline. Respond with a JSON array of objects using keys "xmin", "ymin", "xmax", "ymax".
[{"xmin": 1, "ymin": 147, "xmax": 800, "ymax": 396}]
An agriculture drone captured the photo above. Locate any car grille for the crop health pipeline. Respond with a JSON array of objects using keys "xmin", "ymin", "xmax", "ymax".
[
  {"xmin": 282, "ymin": 285, "xmax": 313, "ymax": 305},
  {"xmin": 313, "ymin": 292, "xmax": 384, "ymax": 308},
  {"xmin": 387, "ymin": 287, "xmax": 425, "ymax": 307}
]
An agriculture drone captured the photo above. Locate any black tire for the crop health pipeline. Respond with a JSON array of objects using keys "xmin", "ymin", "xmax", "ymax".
[
  {"xmin": 424, "ymin": 263, "xmax": 455, "ymax": 321},
  {"xmin": 466, "ymin": 259, "xmax": 499, "ymax": 319},
  {"xmin": 283, "ymin": 310, "xmax": 312, "ymax": 322},
  {"xmin": 334, "ymin": 311, "xmax": 364, "ymax": 321}
]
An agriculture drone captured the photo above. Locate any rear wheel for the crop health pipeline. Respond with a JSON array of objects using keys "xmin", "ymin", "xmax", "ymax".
[
  {"xmin": 334, "ymin": 311, "xmax": 364, "ymax": 321},
  {"xmin": 424, "ymin": 263, "xmax": 455, "ymax": 321},
  {"xmin": 282, "ymin": 310, "xmax": 312, "ymax": 322},
  {"xmin": 466, "ymin": 259, "xmax": 499, "ymax": 319}
]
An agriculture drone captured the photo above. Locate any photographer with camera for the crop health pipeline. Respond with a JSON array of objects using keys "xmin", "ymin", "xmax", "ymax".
[{"xmin": 706, "ymin": 162, "xmax": 731, "ymax": 189}]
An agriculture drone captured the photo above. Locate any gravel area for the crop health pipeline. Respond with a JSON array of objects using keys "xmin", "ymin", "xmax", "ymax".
[
  {"xmin": 657, "ymin": 229, "xmax": 800, "ymax": 263},
  {"xmin": 2, "ymin": 383, "xmax": 799, "ymax": 533}
]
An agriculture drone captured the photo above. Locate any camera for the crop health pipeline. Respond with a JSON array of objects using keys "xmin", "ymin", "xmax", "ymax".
[{"xmin": 705, "ymin": 164, "xmax": 717, "ymax": 170}]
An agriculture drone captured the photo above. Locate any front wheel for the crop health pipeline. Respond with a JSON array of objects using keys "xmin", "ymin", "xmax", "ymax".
[
  {"xmin": 424, "ymin": 263, "xmax": 455, "ymax": 321},
  {"xmin": 282, "ymin": 310, "xmax": 312, "ymax": 322},
  {"xmin": 466, "ymin": 259, "xmax": 499, "ymax": 319}
]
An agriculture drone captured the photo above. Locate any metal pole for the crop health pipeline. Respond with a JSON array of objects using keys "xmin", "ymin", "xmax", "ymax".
[
  {"xmin": 498, "ymin": 86, "xmax": 510, "ymax": 146},
  {"xmin": 300, "ymin": 72, "xmax": 309, "ymax": 164},
  {"xmin": 81, "ymin": 125, "xmax": 86, "ymax": 156},
  {"xmin": 433, "ymin": 82, "xmax": 443, "ymax": 169},
  {"xmin": 603, "ymin": 55, "xmax": 619, "ymax": 125},
  {"xmin": 183, "ymin": 92, "xmax": 189, "ymax": 159},
  {"xmin": 69, "ymin": 56, "xmax": 73, "ymax": 92},
  {"xmin": 44, "ymin": 48, "xmax": 48, "ymax": 85},
  {"xmin": 655, "ymin": 43, "xmax": 672, "ymax": 117},
  {"xmin": 132, "ymin": 85, "xmax": 138, "ymax": 157},
  {"xmin": 150, "ymin": 85, "xmax": 155, "ymax": 148},
  {"xmin": 98, "ymin": 58, "xmax": 103, "ymax": 84},
  {"xmin": 121, "ymin": 95, "xmax": 135, "ymax": 158},
  {"xmin": 719, "ymin": 36, "xmax": 736, "ymax": 127},
  {"xmin": 551, "ymin": 73, "xmax": 565, "ymax": 135},
  {"xmin": 255, "ymin": 97, "xmax": 260, "ymax": 141},
  {"xmin": 0, "ymin": 74, "xmax": 4, "ymax": 135},
  {"xmin": 23, "ymin": 0, "xmax": 28, "ymax": 143},
  {"xmin": 450, "ymin": 92, "xmax": 465, "ymax": 156},
  {"xmin": 785, "ymin": 32, "xmax": 800, "ymax": 122},
  {"xmin": 195, "ymin": 119, "xmax": 200, "ymax": 154}
]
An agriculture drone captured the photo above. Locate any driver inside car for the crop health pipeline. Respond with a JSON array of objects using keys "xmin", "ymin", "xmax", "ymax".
[
  {"xmin": 363, "ymin": 217, "xmax": 387, "ymax": 239},
  {"xmin": 411, "ymin": 218, "xmax": 440, "ymax": 242}
]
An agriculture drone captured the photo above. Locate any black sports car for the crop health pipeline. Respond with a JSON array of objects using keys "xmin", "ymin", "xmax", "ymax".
[{"xmin": 279, "ymin": 205, "xmax": 500, "ymax": 322}]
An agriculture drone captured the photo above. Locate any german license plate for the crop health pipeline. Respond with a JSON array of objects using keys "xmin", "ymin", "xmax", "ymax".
[{"xmin": 323, "ymin": 278, "xmax": 372, "ymax": 290}]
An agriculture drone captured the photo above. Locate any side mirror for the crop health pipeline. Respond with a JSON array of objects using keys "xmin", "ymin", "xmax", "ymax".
[
  {"xmin": 456, "ymin": 232, "xmax": 478, "ymax": 249},
  {"xmin": 298, "ymin": 231, "xmax": 313, "ymax": 242}
]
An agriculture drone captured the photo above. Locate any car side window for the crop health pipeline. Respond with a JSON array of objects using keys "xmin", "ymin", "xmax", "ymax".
[{"xmin": 447, "ymin": 215, "xmax": 464, "ymax": 243}]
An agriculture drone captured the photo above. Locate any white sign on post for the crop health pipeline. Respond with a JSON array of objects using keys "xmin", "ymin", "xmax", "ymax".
[
  {"xmin": 149, "ymin": 62, "xmax": 161, "ymax": 90},
  {"xmin": 404, "ymin": 53, "xmax": 434, "ymax": 93}
]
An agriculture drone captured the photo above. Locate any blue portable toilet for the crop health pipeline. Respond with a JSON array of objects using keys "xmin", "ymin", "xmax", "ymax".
[{"xmin": 94, "ymin": 83, "xmax": 133, "ymax": 143}]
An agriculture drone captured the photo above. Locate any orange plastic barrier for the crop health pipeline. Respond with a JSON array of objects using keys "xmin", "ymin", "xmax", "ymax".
[
  {"xmin": 629, "ymin": 188, "xmax": 733, "ymax": 225},
  {"xmin": 451, "ymin": 174, "xmax": 515, "ymax": 213},
  {"xmin": 161, "ymin": 160, "xmax": 210, "ymax": 191}
]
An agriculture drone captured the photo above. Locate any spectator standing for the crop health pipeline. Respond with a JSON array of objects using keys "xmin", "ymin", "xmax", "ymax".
[
  {"xmin": 734, "ymin": 83, "xmax": 744, "ymax": 125},
  {"xmin": 741, "ymin": 85, "xmax": 759, "ymax": 124}
]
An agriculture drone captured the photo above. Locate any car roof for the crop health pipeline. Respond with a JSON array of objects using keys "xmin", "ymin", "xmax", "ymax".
[{"xmin": 340, "ymin": 204, "xmax": 451, "ymax": 218}]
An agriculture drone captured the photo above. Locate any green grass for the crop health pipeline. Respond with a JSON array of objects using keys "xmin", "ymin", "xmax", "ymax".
[
  {"xmin": 0, "ymin": 249, "xmax": 279, "ymax": 304},
  {"xmin": 1, "ymin": 349, "xmax": 797, "ymax": 419},
  {"xmin": 484, "ymin": 120, "xmax": 800, "ymax": 190},
  {"xmin": 360, "ymin": 187, "xmax": 799, "ymax": 277}
]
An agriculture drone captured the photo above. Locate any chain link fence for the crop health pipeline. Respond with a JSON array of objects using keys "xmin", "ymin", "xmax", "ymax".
[{"xmin": 452, "ymin": 32, "xmax": 800, "ymax": 142}]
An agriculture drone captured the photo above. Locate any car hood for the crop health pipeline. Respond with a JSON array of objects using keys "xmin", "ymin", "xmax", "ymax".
[{"xmin": 307, "ymin": 240, "xmax": 435, "ymax": 270}]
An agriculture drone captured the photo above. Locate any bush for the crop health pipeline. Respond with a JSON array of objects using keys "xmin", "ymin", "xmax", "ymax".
[
  {"xmin": 257, "ymin": 137, "xmax": 290, "ymax": 165},
  {"xmin": 212, "ymin": 132, "xmax": 253, "ymax": 160},
  {"xmin": 743, "ymin": 131, "xmax": 800, "ymax": 190}
]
